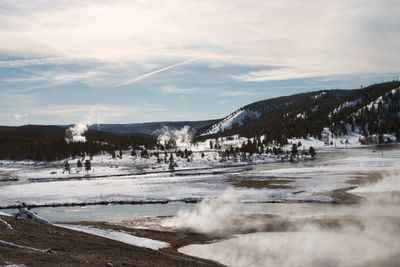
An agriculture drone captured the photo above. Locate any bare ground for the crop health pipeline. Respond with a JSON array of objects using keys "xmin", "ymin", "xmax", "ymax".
[
  {"xmin": 0, "ymin": 215, "xmax": 222, "ymax": 267},
  {"xmin": 228, "ymin": 176, "xmax": 295, "ymax": 189},
  {"xmin": 2, "ymin": 212, "xmax": 400, "ymax": 267}
]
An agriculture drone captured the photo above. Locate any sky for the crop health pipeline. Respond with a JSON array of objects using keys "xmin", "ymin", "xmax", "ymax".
[{"xmin": 0, "ymin": 0, "xmax": 399, "ymax": 126}]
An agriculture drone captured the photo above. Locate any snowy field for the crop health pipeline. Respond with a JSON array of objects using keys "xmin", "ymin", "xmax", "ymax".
[
  {"xmin": 57, "ymin": 224, "xmax": 168, "ymax": 250},
  {"xmin": 0, "ymin": 133, "xmax": 349, "ymax": 182},
  {"xmin": 1, "ymin": 144, "xmax": 399, "ymax": 208},
  {"xmin": 1, "ymin": 137, "xmax": 400, "ymax": 267}
]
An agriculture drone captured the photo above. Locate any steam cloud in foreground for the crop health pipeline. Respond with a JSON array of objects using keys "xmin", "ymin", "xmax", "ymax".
[
  {"xmin": 179, "ymin": 230, "xmax": 397, "ymax": 267},
  {"xmin": 170, "ymin": 173, "xmax": 400, "ymax": 267},
  {"xmin": 163, "ymin": 189, "xmax": 240, "ymax": 234}
]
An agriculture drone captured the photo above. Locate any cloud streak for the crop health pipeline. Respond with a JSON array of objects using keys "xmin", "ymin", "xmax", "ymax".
[
  {"xmin": 218, "ymin": 90, "xmax": 254, "ymax": 97},
  {"xmin": 112, "ymin": 56, "xmax": 202, "ymax": 88},
  {"xmin": 2, "ymin": 0, "xmax": 399, "ymax": 79},
  {"xmin": 159, "ymin": 86, "xmax": 200, "ymax": 94},
  {"xmin": 0, "ymin": 57, "xmax": 66, "ymax": 68}
]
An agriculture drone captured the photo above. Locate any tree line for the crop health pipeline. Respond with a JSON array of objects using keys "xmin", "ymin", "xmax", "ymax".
[{"xmin": 0, "ymin": 125, "xmax": 157, "ymax": 161}]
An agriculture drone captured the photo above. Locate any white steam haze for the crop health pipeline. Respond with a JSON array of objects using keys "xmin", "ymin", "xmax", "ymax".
[
  {"xmin": 65, "ymin": 116, "xmax": 93, "ymax": 143},
  {"xmin": 163, "ymin": 189, "xmax": 240, "ymax": 234},
  {"xmin": 349, "ymin": 170, "xmax": 400, "ymax": 204},
  {"xmin": 179, "ymin": 230, "xmax": 397, "ymax": 267},
  {"xmin": 170, "ymin": 174, "xmax": 400, "ymax": 267},
  {"xmin": 156, "ymin": 125, "xmax": 194, "ymax": 147},
  {"xmin": 350, "ymin": 170, "xmax": 400, "ymax": 194}
]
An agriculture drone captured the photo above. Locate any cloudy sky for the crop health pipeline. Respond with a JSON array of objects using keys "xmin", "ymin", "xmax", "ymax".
[{"xmin": 0, "ymin": 0, "xmax": 399, "ymax": 125}]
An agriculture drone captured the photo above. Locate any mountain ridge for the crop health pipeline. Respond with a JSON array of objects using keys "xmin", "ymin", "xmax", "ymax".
[{"xmin": 195, "ymin": 81, "xmax": 400, "ymax": 143}]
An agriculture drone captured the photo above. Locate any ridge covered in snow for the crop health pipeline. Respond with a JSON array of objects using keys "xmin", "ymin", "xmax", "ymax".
[{"xmin": 200, "ymin": 109, "xmax": 261, "ymax": 136}]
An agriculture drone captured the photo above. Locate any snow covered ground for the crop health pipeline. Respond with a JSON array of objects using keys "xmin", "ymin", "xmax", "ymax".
[
  {"xmin": 1, "ymin": 145, "xmax": 399, "ymax": 208},
  {"xmin": 0, "ymin": 129, "xmax": 366, "ymax": 183},
  {"xmin": 57, "ymin": 224, "xmax": 168, "ymax": 250},
  {"xmin": 199, "ymin": 109, "xmax": 261, "ymax": 136},
  {"xmin": 0, "ymin": 148, "xmax": 277, "ymax": 182}
]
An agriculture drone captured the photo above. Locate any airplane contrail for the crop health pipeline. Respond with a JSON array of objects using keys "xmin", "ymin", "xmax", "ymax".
[{"xmin": 112, "ymin": 56, "xmax": 203, "ymax": 88}]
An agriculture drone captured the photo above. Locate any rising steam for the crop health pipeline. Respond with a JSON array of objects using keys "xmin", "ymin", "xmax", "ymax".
[
  {"xmin": 157, "ymin": 125, "xmax": 194, "ymax": 147},
  {"xmin": 163, "ymin": 189, "xmax": 239, "ymax": 234},
  {"xmin": 65, "ymin": 117, "xmax": 92, "ymax": 143},
  {"xmin": 169, "ymin": 174, "xmax": 400, "ymax": 267}
]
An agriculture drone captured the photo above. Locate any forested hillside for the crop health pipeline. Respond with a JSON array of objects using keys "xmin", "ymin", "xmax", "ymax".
[
  {"xmin": 196, "ymin": 81, "xmax": 400, "ymax": 144},
  {"xmin": 0, "ymin": 126, "xmax": 156, "ymax": 161}
]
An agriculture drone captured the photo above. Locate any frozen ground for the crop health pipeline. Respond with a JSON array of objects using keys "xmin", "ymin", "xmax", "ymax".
[
  {"xmin": 0, "ymin": 145, "xmax": 399, "ymax": 208},
  {"xmin": 0, "ymin": 131, "xmax": 360, "ymax": 182},
  {"xmin": 0, "ymin": 149, "xmax": 277, "ymax": 182}
]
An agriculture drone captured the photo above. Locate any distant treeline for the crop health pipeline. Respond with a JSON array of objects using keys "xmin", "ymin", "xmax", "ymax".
[{"xmin": 0, "ymin": 125, "xmax": 157, "ymax": 161}]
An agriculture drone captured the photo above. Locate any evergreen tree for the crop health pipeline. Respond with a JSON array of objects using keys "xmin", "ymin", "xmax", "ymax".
[
  {"xmin": 308, "ymin": 146, "xmax": 316, "ymax": 158},
  {"xmin": 63, "ymin": 160, "xmax": 71, "ymax": 174},
  {"xmin": 168, "ymin": 153, "xmax": 175, "ymax": 171},
  {"xmin": 84, "ymin": 159, "xmax": 91, "ymax": 174},
  {"xmin": 290, "ymin": 144, "xmax": 298, "ymax": 162}
]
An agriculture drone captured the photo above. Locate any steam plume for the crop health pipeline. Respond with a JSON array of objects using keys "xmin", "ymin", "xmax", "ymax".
[
  {"xmin": 65, "ymin": 117, "xmax": 92, "ymax": 143},
  {"xmin": 157, "ymin": 125, "xmax": 194, "ymax": 148},
  {"xmin": 169, "ymin": 179, "xmax": 400, "ymax": 267}
]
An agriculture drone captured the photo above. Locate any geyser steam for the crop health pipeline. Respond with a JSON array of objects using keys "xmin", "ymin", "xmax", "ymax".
[
  {"xmin": 169, "ymin": 182, "xmax": 400, "ymax": 267},
  {"xmin": 163, "ymin": 190, "xmax": 239, "ymax": 234},
  {"xmin": 157, "ymin": 125, "xmax": 194, "ymax": 147},
  {"xmin": 65, "ymin": 118, "xmax": 91, "ymax": 143}
]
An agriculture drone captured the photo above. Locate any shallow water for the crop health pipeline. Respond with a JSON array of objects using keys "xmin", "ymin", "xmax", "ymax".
[
  {"xmin": 2, "ymin": 201, "xmax": 399, "ymax": 222},
  {"xmin": 1, "ymin": 202, "xmax": 194, "ymax": 222}
]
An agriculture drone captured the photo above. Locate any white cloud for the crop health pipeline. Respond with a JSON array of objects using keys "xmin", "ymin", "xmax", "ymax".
[
  {"xmin": 160, "ymin": 86, "xmax": 200, "ymax": 94},
  {"xmin": 0, "ymin": 0, "xmax": 398, "ymax": 81},
  {"xmin": 0, "ymin": 102, "xmax": 174, "ymax": 125},
  {"xmin": 217, "ymin": 99, "xmax": 232, "ymax": 104},
  {"xmin": 0, "ymin": 112, "xmax": 29, "ymax": 121},
  {"xmin": 0, "ymin": 57, "xmax": 66, "ymax": 68},
  {"xmin": 218, "ymin": 90, "xmax": 254, "ymax": 97},
  {"xmin": 32, "ymin": 105, "xmax": 122, "ymax": 119},
  {"xmin": 0, "ymin": 68, "xmax": 106, "ymax": 92},
  {"xmin": 113, "ymin": 57, "xmax": 203, "ymax": 87}
]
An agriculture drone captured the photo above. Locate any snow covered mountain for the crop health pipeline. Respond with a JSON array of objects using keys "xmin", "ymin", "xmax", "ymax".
[
  {"xmin": 199, "ymin": 109, "xmax": 261, "ymax": 136},
  {"xmin": 196, "ymin": 81, "xmax": 400, "ymax": 142}
]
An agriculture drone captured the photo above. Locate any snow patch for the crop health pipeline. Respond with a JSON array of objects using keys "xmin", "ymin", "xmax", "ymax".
[
  {"xmin": 312, "ymin": 92, "xmax": 326, "ymax": 99},
  {"xmin": 14, "ymin": 208, "xmax": 52, "ymax": 225},
  {"xmin": 333, "ymin": 99, "xmax": 361, "ymax": 114},
  {"xmin": 57, "ymin": 224, "xmax": 168, "ymax": 250},
  {"xmin": 200, "ymin": 109, "xmax": 261, "ymax": 136}
]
